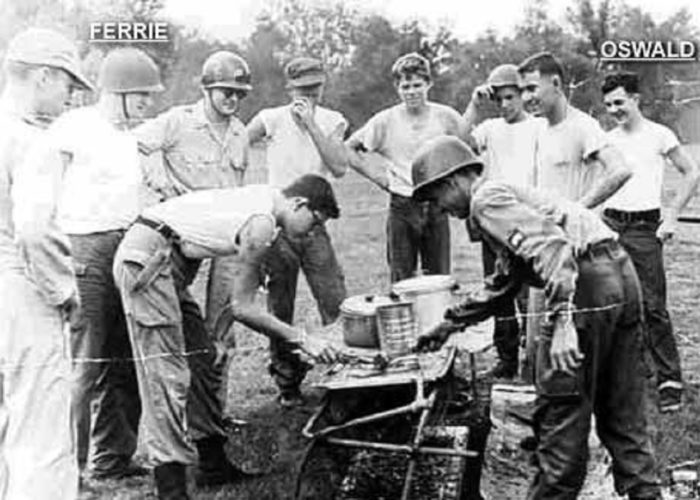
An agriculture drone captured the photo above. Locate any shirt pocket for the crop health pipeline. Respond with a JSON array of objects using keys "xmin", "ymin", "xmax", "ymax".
[{"xmin": 116, "ymin": 248, "xmax": 181, "ymax": 327}]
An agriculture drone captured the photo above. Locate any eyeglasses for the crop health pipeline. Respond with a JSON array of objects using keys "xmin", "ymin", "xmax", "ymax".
[{"xmin": 218, "ymin": 87, "xmax": 248, "ymax": 100}]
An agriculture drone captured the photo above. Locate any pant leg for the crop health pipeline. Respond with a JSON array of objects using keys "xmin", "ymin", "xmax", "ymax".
[
  {"xmin": 263, "ymin": 233, "xmax": 306, "ymax": 393},
  {"xmin": 605, "ymin": 216, "xmax": 680, "ymax": 386},
  {"xmin": 419, "ymin": 200, "xmax": 451, "ymax": 276},
  {"xmin": 113, "ymin": 227, "xmax": 197, "ymax": 466},
  {"xmin": 300, "ymin": 225, "xmax": 346, "ymax": 326},
  {"xmin": 0, "ymin": 271, "xmax": 78, "ymax": 500},
  {"xmin": 387, "ymin": 194, "xmax": 420, "ymax": 283},
  {"xmin": 205, "ymin": 255, "xmax": 239, "ymax": 339},
  {"xmin": 69, "ymin": 232, "xmax": 140, "ymax": 473},
  {"xmin": 528, "ymin": 318, "xmax": 592, "ymax": 500},
  {"xmin": 179, "ymin": 289, "xmax": 226, "ymax": 441},
  {"xmin": 586, "ymin": 248, "xmax": 660, "ymax": 498},
  {"xmin": 481, "ymin": 242, "xmax": 519, "ymax": 367}
]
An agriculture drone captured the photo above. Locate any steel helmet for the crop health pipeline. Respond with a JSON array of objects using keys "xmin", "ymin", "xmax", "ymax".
[
  {"xmin": 97, "ymin": 48, "xmax": 164, "ymax": 93},
  {"xmin": 412, "ymin": 136, "xmax": 483, "ymax": 201},
  {"xmin": 201, "ymin": 51, "xmax": 252, "ymax": 91},
  {"xmin": 486, "ymin": 64, "xmax": 522, "ymax": 89},
  {"xmin": 4, "ymin": 27, "xmax": 93, "ymax": 90}
]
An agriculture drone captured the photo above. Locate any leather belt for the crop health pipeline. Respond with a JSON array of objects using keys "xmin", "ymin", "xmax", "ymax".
[
  {"xmin": 603, "ymin": 208, "xmax": 660, "ymax": 223},
  {"xmin": 134, "ymin": 215, "xmax": 179, "ymax": 242}
]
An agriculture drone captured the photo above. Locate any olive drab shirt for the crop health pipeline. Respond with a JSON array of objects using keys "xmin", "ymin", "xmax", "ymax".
[
  {"xmin": 134, "ymin": 100, "xmax": 249, "ymax": 199},
  {"xmin": 447, "ymin": 180, "xmax": 616, "ymax": 325}
]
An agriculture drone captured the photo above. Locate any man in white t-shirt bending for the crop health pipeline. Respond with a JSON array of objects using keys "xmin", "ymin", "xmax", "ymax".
[
  {"xmin": 601, "ymin": 71, "xmax": 700, "ymax": 413},
  {"xmin": 462, "ymin": 63, "xmax": 544, "ymax": 379},
  {"xmin": 247, "ymin": 57, "xmax": 348, "ymax": 407}
]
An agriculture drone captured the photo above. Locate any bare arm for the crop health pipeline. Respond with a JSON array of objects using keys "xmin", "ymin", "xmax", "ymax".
[
  {"xmin": 577, "ymin": 145, "xmax": 633, "ymax": 209},
  {"xmin": 344, "ymin": 138, "xmax": 391, "ymax": 191},
  {"xmin": 658, "ymin": 145, "xmax": 700, "ymax": 240},
  {"xmin": 305, "ymin": 120, "xmax": 349, "ymax": 177},
  {"xmin": 246, "ymin": 114, "xmax": 267, "ymax": 146}
]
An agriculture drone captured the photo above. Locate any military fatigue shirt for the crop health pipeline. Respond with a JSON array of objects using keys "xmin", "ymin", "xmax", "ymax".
[
  {"xmin": 447, "ymin": 180, "xmax": 616, "ymax": 325},
  {"xmin": 134, "ymin": 100, "xmax": 248, "ymax": 198}
]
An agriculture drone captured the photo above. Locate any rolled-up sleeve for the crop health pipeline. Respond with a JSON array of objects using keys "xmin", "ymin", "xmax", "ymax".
[
  {"xmin": 471, "ymin": 182, "xmax": 578, "ymax": 318},
  {"xmin": 12, "ymin": 138, "xmax": 75, "ymax": 306}
]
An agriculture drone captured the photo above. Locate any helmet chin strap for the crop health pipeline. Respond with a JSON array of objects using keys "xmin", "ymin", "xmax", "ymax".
[{"xmin": 121, "ymin": 93, "xmax": 130, "ymax": 125}]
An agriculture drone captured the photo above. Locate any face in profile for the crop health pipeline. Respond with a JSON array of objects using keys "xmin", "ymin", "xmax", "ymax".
[
  {"xmin": 284, "ymin": 199, "xmax": 326, "ymax": 238},
  {"xmin": 520, "ymin": 70, "xmax": 559, "ymax": 118},
  {"xmin": 423, "ymin": 177, "xmax": 471, "ymax": 219}
]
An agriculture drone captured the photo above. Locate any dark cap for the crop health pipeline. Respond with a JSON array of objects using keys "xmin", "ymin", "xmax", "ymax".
[
  {"xmin": 284, "ymin": 57, "xmax": 326, "ymax": 88},
  {"xmin": 282, "ymin": 174, "xmax": 340, "ymax": 218}
]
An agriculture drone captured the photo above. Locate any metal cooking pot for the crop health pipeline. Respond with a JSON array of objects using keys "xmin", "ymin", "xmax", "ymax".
[
  {"xmin": 340, "ymin": 294, "xmax": 395, "ymax": 348},
  {"xmin": 391, "ymin": 275, "xmax": 459, "ymax": 336}
]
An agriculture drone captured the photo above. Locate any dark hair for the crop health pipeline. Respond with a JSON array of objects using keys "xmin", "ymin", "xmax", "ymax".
[
  {"xmin": 601, "ymin": 71, "xmax": 640, "ymax": 95},
  {"xmin": 391, "ymin": 52, "xmax": 431, "ymax": 83},
  {"xmin": 518, "ymin": 51, "xmax": 566, "ymax": 84},
  {"xmin": 282, "ymin": 174, "xmax": 340, "ymax": 219}
]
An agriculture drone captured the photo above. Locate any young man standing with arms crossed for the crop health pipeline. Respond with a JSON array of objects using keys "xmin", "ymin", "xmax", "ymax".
[
  {"xmin": 247, "ymin": 57, "xmax": 348, "ymax": 407},
  {"xmin": 347, "ymin": 52, "xmax": 465, "ymax": 283},
  {"xmin": 462, "ymin": 63, "xmax": 544, "ymax": 378},
  {"xmin": 601, "ymin": 71, "xmax": 700, "ymax": 412}
]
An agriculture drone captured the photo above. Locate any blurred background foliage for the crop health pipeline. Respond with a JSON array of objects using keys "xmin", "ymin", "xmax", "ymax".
[{"xmin": 1, "ymin": 0, "xmax": 699, "ymax": 137}]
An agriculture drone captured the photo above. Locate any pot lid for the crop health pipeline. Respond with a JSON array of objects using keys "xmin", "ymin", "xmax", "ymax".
[
  {"xmin": 340, "ymin": 294, "xmax": 395, "ymax": 315},
  {"xmin": 392, "ymin": 274, "xmax": 456, "ymax": 294}
]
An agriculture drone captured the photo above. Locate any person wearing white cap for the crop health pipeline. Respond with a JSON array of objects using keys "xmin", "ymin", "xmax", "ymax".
[
  {"xmin": 0, "ymin": 27, "xmax": 92, "ymax": 500},
  {"xmin": 50, "ymin": 47, "xmax": 163, "ymax": 480}
]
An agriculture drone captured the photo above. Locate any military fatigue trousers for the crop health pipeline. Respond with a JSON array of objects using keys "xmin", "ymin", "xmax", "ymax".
[
  {"xmin": 113, "ymin": 223, "xmax": 226, "ymax": 466},
  {"xmin": 529, "ymin": 240, "xmax": 660, "ymax": 499}
]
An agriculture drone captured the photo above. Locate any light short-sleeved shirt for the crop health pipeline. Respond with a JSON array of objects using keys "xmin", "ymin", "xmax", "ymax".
[
  {"xmin": 50, "ymin": 106, "xmax": 143, "ymax": 234},
  {"xmin": 472, "ymin": 116, "xmax": 545, "ymax": 187},
  {"xmin": 144, "ymin": 185, "xmax": 277, "ymax": 258},
  {"xmin": 604, "ymin": 119, "xmax": 680, "ymax": 211},
  {"xmin": 534, "ymin": 105, "xmax": 611, "ymax": 202},
  {"xmin": 255, "ymin": 104, "xmax": 347, "ymax": 188},
  {"xmin": 134, "ymin": 100, "xmax": 248, "ymax": 196},
  {"xmin": 350, "ymin": 102, "xmax": 463, "ymax": 197},
  {"xmin": 0, "ymin": 98, "xmax": 75, "ymax": 305}
]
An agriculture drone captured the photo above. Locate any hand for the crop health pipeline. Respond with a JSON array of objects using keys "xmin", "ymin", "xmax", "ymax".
[
  {"xmin": 549, "ymin": 319, "xmax": 584, "ymax": 374},
  {"xmin": 416, "ymin": 320, "xmax": 460, "ymax": 352},
  {"xmin": 60, "ymin": 291, "xmax": 81, "ymax": 326},
  {"xmin": 296, "ymin": 335, "xmax": 340, "ymax": 364},
  {"xmin": 290, "ymin": 97, "xmax": 314, "ymax": 129},
  {"xmin": 471, "ymin": 84, "xmax": 493, "ymax": 105},
  {"xmin": 656, "ymin": 218, "xmax": 677, "ymax": 242}
]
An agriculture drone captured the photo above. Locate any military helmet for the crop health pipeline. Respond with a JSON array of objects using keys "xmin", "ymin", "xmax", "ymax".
[
  {"xmin": 97, "ymin": 48, "xmax": 163, "ymax": 93},
  {"xmin": 200, "ymin": 51, "xmax": 252, "ymax": 91},
  {"xmin": 412, "ymin": 136, "xmax": 483, "ymax": 201},
  {"xmin": 5, "ymin": 27, "xmax": 93, "ymax": 90},
  {"xmin": 486, "ymin": 64, "xmax": 522, "ymax": 89}
]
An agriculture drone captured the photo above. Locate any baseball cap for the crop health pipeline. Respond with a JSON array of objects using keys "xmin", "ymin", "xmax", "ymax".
[
  {"xmin": 5, "ymin": 28, "xmax": 93, "ymax": 90},
  {"xmin": 284, "ymin": 57, "xmax": 326, "ymax": 88}
]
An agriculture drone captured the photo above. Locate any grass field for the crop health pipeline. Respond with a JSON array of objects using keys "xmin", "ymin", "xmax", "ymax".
[{"xmin": 80, "ymin": 145, "xmax": 700, "ymax": 499}]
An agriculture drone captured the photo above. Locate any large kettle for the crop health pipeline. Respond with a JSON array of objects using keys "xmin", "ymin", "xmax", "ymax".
[{"xmin": 391, "ymin": 275, "xmax": 459, "ymax": 336}]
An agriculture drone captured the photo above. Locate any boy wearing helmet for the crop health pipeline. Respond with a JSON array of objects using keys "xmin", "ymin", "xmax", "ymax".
[
  {"xmin": 461, "ymin": 64, "xmax": 545, "ymax": 379},
  {"xmin": 0, "ymin": 27, "xmax": 92, "ymax": 500},
  {"xmin": 48, "ymin": 47, "xmax": 163, "ymax": 480},
  {"xmin": 347, "ymin": 52, "xmax": 465, "ymax": 283}
]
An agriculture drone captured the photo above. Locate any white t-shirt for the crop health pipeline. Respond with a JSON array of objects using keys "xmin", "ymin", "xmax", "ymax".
[
  {"xmin": 535, "ymin": 106, "xmax": 610, "ymax": 202},
  {"xmin": 350, "ymin": 102, "xmax": 463, "ymax": 197},
  {"xmin": 256, "ymin": 104, "xmax": 347, "ymax": 188},
  {"xmin": 144, "ymin": 185, "xmax": 276, "ymax": 257},
  {"xmin": 51, "ymin": 106, "xmax": 144, "ymax": 234},
  {"xmin": 604, "ymin": 119, "xmax": 680, "ymax": 211},
  {"xmin": 472, "ymin": 116, "xmax": 544, "ymax": 187}
]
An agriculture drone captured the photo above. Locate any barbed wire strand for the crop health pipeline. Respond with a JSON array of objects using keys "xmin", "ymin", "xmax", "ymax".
[{"xmin": 0, "ymin": 301, "xmax": 631, "ymax": 370}]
